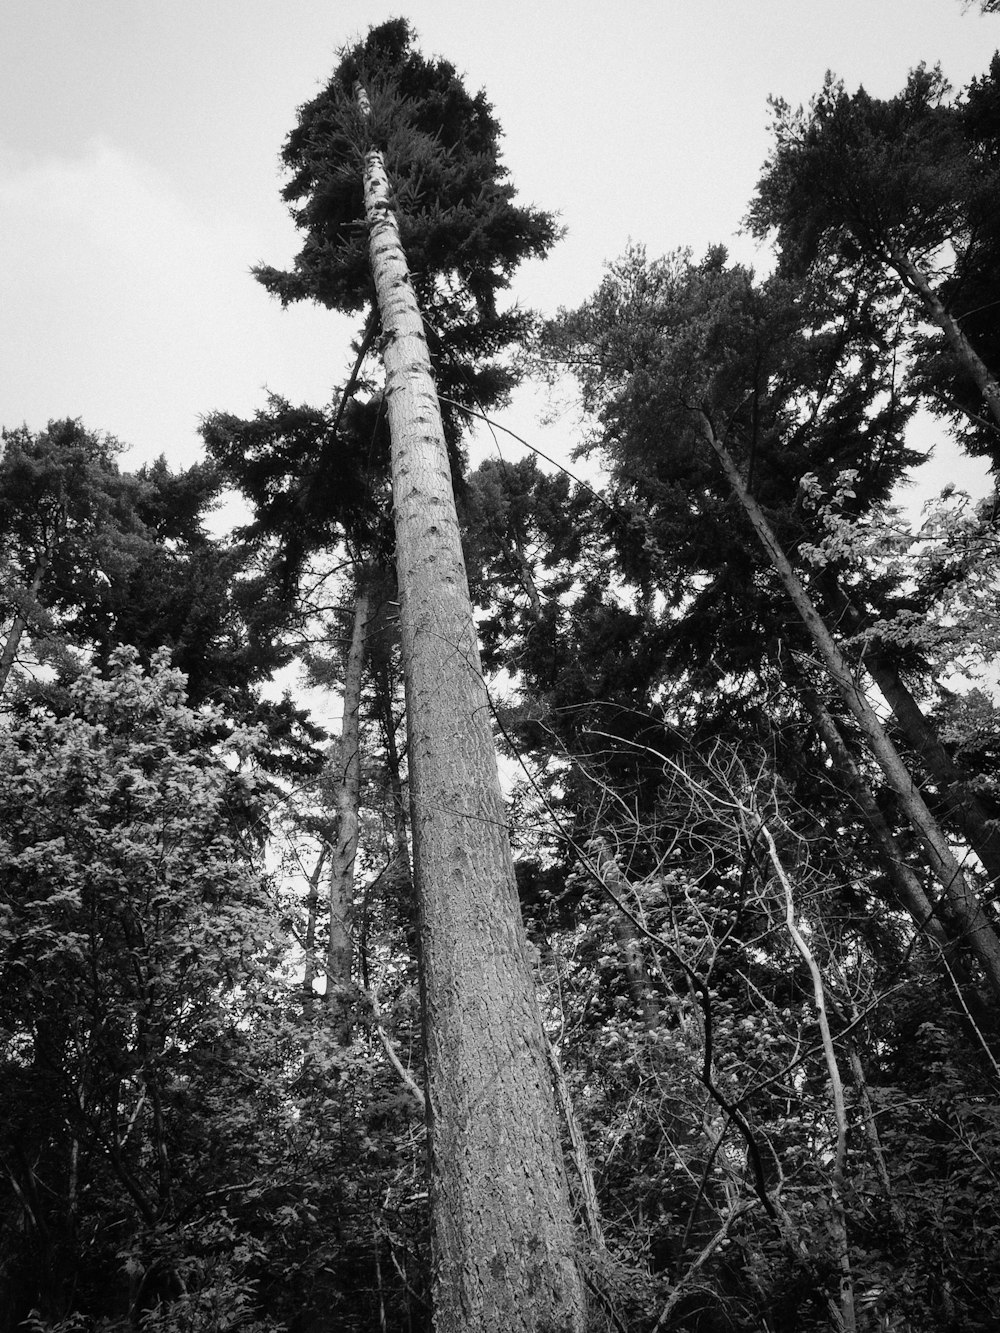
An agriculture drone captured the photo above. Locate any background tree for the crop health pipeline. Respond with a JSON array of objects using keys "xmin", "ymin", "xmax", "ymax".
[
  {"xmin": 748, "ymin": 62, "xmax": 1000, "ymax": 451},
  {"xmin": 0, "ymin": 650, "xmax": 285, "ymax": 1326},
  {"xmin": 0, "ymin": 420, "xmax": 141, "ymax": 696}
]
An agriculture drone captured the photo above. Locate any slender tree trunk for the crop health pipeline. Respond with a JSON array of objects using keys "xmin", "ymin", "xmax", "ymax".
[
  {"xmin": 544, "ymin": 1037, "xmax": 606, "ymax": 1251},
  {"xmin": 762, "ymin": 822, "xmax": 856, "ymax": 1333},
  {"xmin": 505, "ymin": 516, "xmax": 543, "ymax": 620},
  {"xmin": 803, "ymin": 691, "xmax": 950, "ymax": 950},
  {"xmin": 359, "ymin": 87, "xmax": 587, "ymax": 1332},
  {"xmin": 302, "ymin": 847, "xmax": 329, "ymax": 1003},
  {"xmin": 889, "ymin": 246, "xmax": 1000, "ymax": 432},
  {"xmin": 0, "ymin": 553, "xmax": 47, "ymax": 698},
  {"xmin": 373, "ymin": 653, "xmax": 411, "ymax": 890},
  {"xmin": 845, "ymin": 1039, "xmax": 906, "ymax": 1233},
  {"xmin": 365, "ymin": 569, "xmax": 412, "ymax": 892},
  {"xmin": 809, "ymin": 695, "xmax": 1000, "ymax": 1050},
  {"xmin": 862, "ymin": 646, "xmax": 1000, "ymax": 885},
  {"xmin": 825, "ymin": 582, "xmax": 1000, "ymax": 885},
  {"xmin": 325, "ymin": 580, "xmax": 371, "ymax": 1041},
  {"xmin": 586, "ymin": 837, "xmax": 661, "ymax": 1029},
  {"xmin": 701, "ymin": 414, "xmax": 1000, "ymax": 1001},
  {"xmin": 373, "ymin": 652, "xmax": 418, "ymax": 969}
]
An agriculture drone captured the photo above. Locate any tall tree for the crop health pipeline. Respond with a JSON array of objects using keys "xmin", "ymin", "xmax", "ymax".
[
  {"xmin": 0, "ymin": 422, "xmax": 304, "ymax": 736},
  {"xmin": 253, "ymin": 22, "xmax": 587, "ymax": 1330},
  {"xmin": 357, "ymin": 79, "xmax": 585, "ymax": 1328},
  {"xmin": 0, "ymin": 420, "xmax": 138, "ymax": 696},
  {"xmin": 749, "ymin": 63, "xmax": 1000, "ymax": 452},
  {"xmin": 701, "ymin": 413, "xmax": 1000, "ymax": 998},
  {"xmin": 541, "ymin": 244, "xmax": 1000, "ymax": 1000},
  {"xmin": 0, "ymin": 649, "xmax": 286, "ymax": 1326}
]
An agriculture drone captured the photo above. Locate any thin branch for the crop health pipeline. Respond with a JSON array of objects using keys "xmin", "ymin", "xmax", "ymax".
[{"xmin": 654, "ymin": 1202, "xmax": 755, "ymax": 1331}]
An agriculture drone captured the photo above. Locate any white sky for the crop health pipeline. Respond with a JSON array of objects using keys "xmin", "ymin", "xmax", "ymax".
[{"xmin": 2, "ymin": 1, "xmax": 997, "ymax": 503}]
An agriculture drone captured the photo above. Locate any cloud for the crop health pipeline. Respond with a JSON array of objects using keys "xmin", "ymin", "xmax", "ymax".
[{"xmin": 0, "ymin": 137, "xmax": 350, "ymax": 468}]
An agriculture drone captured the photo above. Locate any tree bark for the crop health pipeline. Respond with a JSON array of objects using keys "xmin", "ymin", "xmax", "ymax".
[
  {"xmin": 325, "ymin": 580, "xmax": 371, "ymax": 1041},
  {"xmin": 701, "ymin": 414, "xmax": 1000, "ymax": 1002},
  {"xmin": 359, "ymin": 87, "xmax": 587, "ymax": 1333}
]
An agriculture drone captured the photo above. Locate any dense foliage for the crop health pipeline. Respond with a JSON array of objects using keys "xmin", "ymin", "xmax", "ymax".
[{"xmin": 5, "ymin": 21, "xmax": 1000, "ymax": 1333}]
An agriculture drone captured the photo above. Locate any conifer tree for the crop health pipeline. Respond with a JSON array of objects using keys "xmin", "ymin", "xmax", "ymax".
[
  {"xmin": 749, "ymin": 63, "xmax": 1000, "ymax": 452},
  {"xmin": 251, "ymin": 21, "xmax": 587, "ymax": 1330}
]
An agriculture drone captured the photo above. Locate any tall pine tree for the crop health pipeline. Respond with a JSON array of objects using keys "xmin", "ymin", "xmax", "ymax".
[{"xmin": 252, "ymin": 21, "xmax": 588, "ymax": 1330}]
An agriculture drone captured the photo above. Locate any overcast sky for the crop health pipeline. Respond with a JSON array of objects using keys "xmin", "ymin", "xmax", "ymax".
[{"xmin": 2, "ymin": 1, "xmax": 997, "ymax": 504}]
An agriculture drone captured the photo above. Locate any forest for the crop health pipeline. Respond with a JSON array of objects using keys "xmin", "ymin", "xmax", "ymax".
[{"xmin": 3, "ymin": 14, "xmax": 1000, "ymax": 1333}]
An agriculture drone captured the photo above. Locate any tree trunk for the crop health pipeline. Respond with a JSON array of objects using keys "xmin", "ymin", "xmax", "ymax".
[
  {"xmin": 808, "ymin": 695, "xmax": 1000, "ymax": 1052},
  {"xmin": 359, "ymin": 87, "xmax": 587, "ymax": 1332},
  {"xmin": 845, "ymin": 1039, "xmax": 906, "ymax": 1233},
  {"xmin": 824, "ymin": 581, "xmax": 1000, "ymax": 886},
  {"xmin": 0, "ymin": 553, "xmax": 47, "ymax": 698},
  {"xmin": 368, "ymin": 594, "xmax": 411, "ymax": 891},
  {"xmin": 861, "ymin": 644, "xmax": 1000, "ymax": 886},
  {"xmin": 803, "ymin": 691, "xmax": 950, "ymax": 951},
  {"xmin": 586, "ymin": 837, "xmax": 661, "ymax": 1030},
  {"xmin": 762, "ymin": 821, "xmax": 857, "ymax": 1333},
  {"xmin": 302, "ymin": 846, "xmax": 329, "ymax": 1004},
  {"xmin": 506, "ymin": 516, "xmax": 543, "ymax": 620},
  {"xmin": 325, "ymin": 580, "xmax": 371, "ymax": 1041},
  {"xmin": 365, "ymin": 567, "xmax": 412, "ymax": 896},
  {"xmin": 373, "ymin": 650, "xmax": 417, "ymax": 963},
  {"xmin": 701, "ymin": 414, "xmax": 1000, "ymax": 1001},
  {"xmin": 544, "ymin": 1037, "xmax": 606, "ymax": 1251},
  {"xmin": 889, "ymin": 246, "xmax": 1000, "ymax": 432}
]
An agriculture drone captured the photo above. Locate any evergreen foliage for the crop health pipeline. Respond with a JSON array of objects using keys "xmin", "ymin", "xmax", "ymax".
[
  {"xmin": 254, "ymin": 17, "xmax": 556, "ymax": 445},
  {"xmin": 749, "ymin": 61, "xmax": 1000, "ymax": 461},
  {"xmin": 6, "ymin": 27, "xmax": 1000, "ymax": 1333}
]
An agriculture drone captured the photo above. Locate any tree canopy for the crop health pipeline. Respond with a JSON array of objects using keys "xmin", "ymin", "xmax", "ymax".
[{"xmin": 6, "ymin": 24, "xmax": 1000, "ymax": 1333}]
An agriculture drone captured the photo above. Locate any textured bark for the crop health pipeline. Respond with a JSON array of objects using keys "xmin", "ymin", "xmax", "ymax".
[
  {"xmin": 703, "ymin": 415, "xmax": 1000, "ymax": 1001},
  {"xmin": 359, "ymin": 89, "xmax": 587, "ymax": 1332},
  {"xmin": 325, "ymin": 582, "xmax": 371, "ymax": 1041}
]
